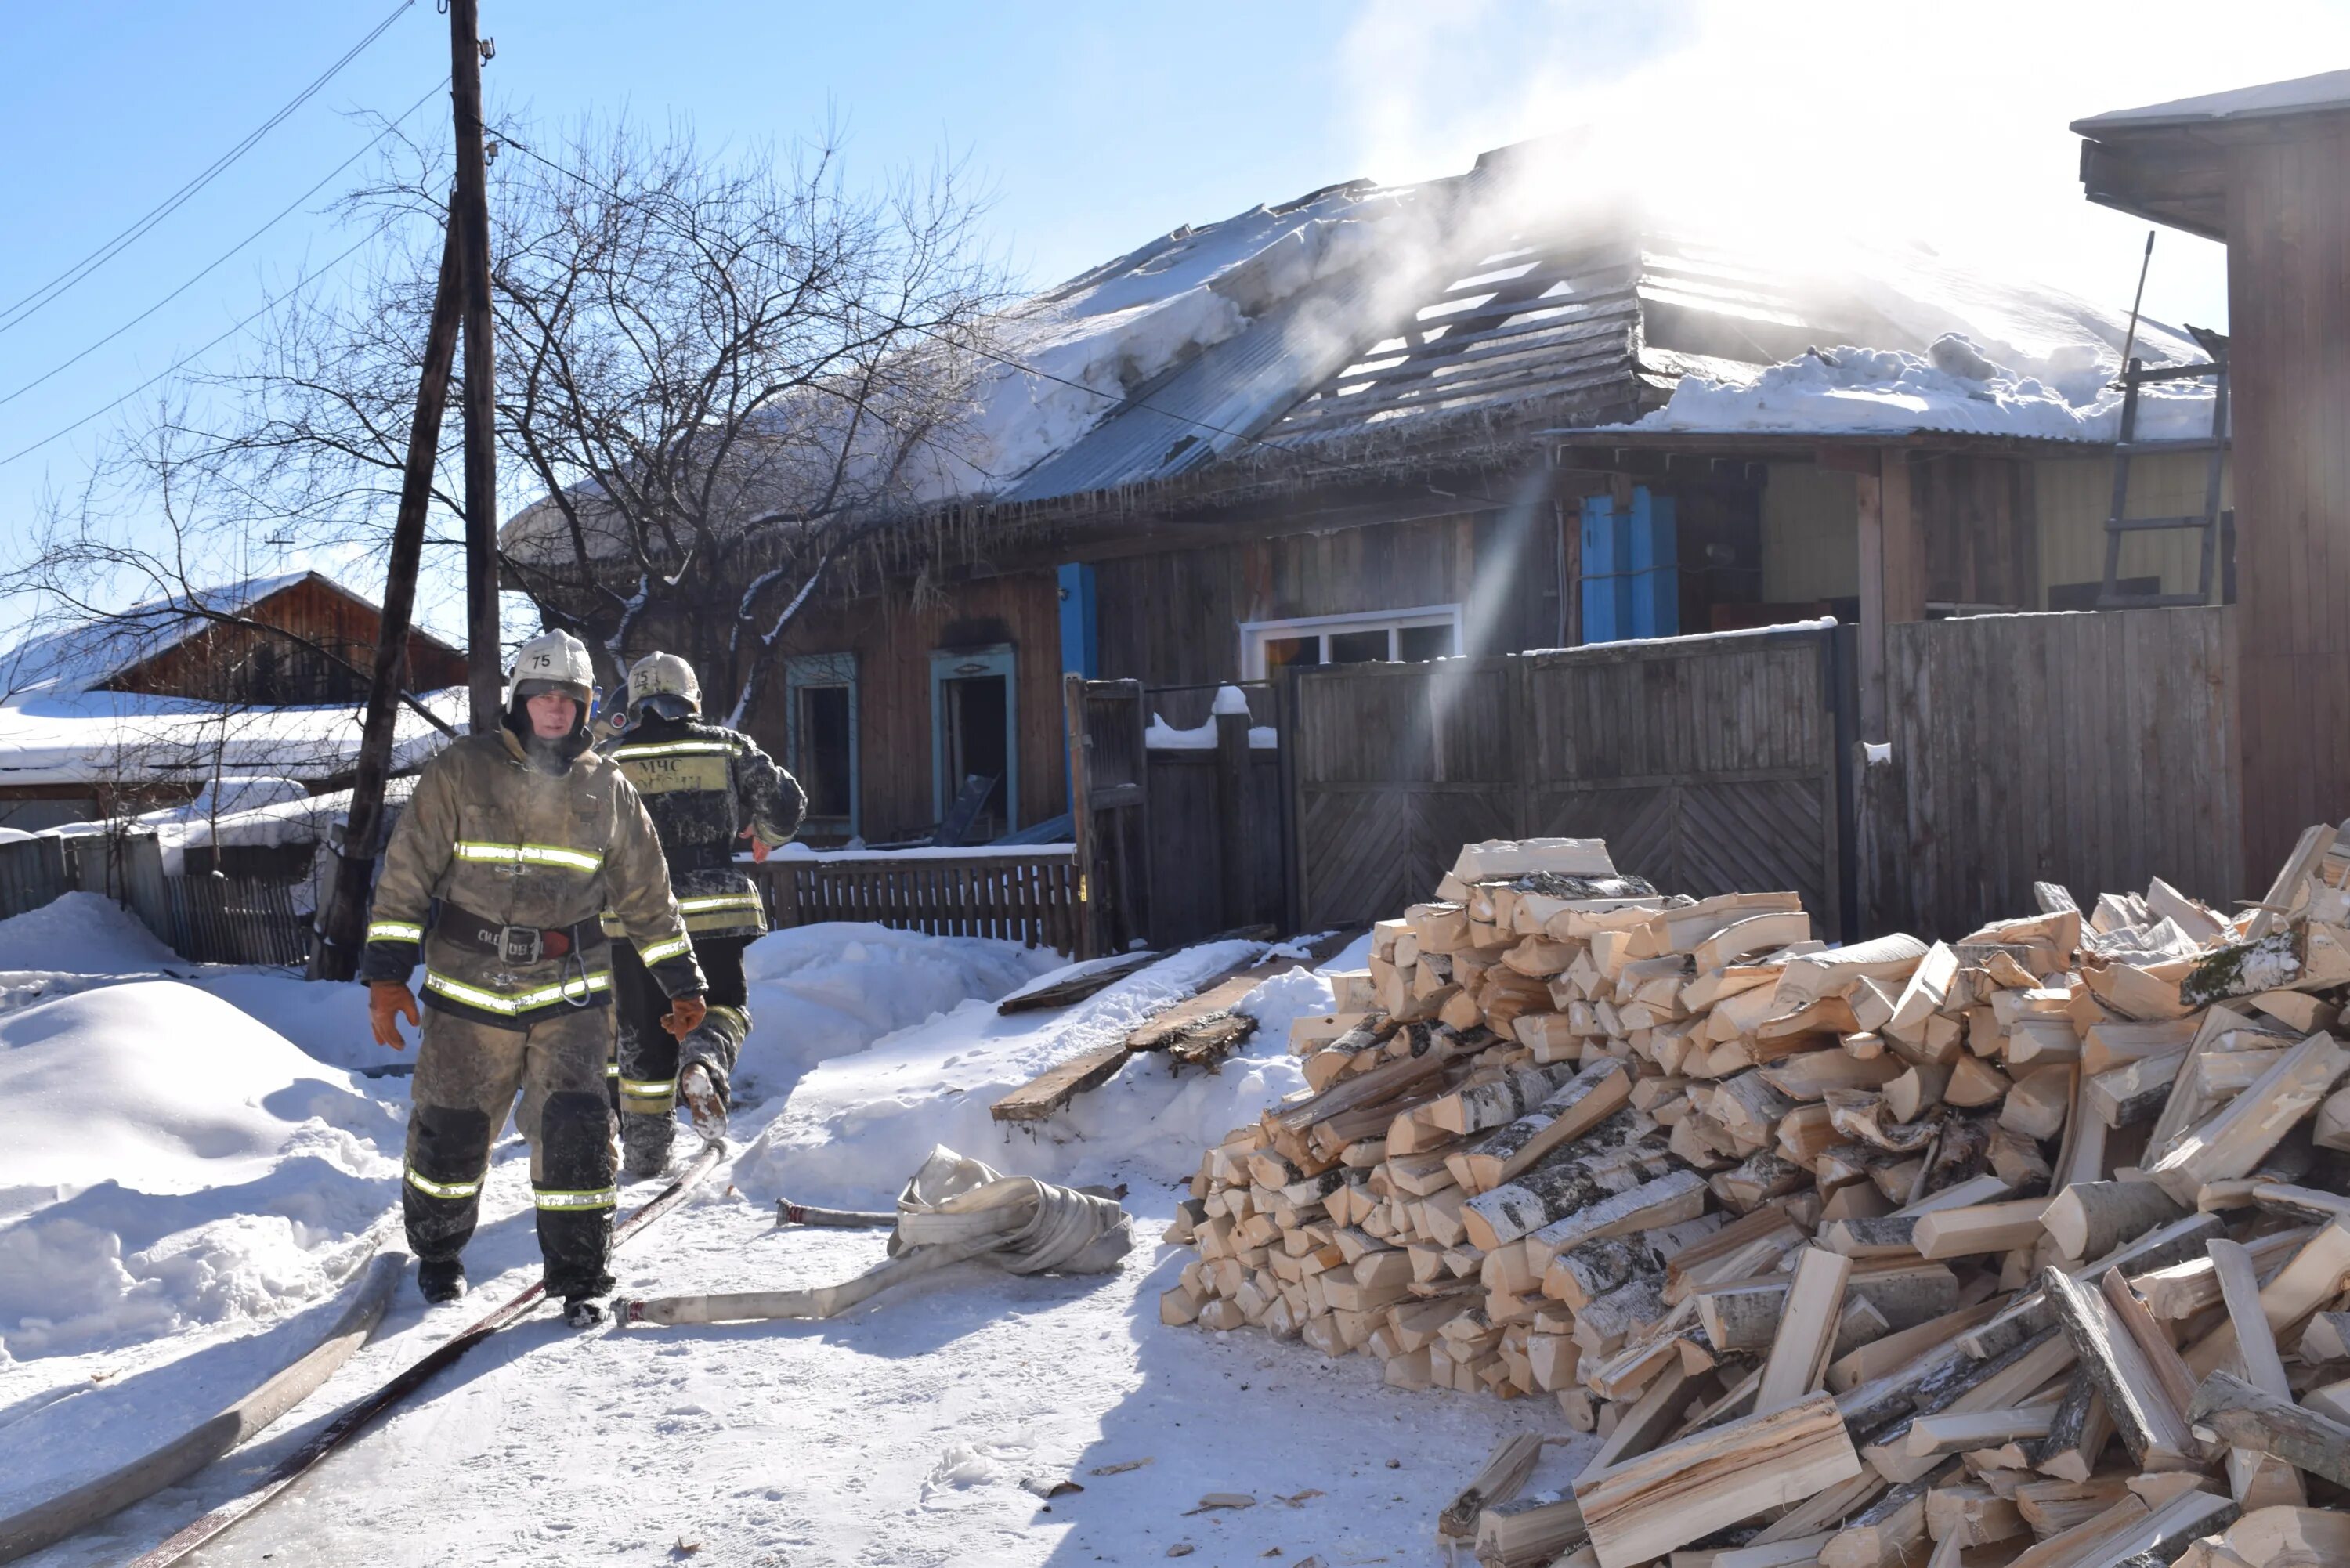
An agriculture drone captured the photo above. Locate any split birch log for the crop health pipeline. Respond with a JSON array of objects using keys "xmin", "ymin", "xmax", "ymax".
[
  {"xmin": 1459, "ymin": 1126, "xmax": 1665, "ymax": 1252},
  {"xmin": 2244, "ymin": 824, "xmax": 2335, "ymax": 941},
  {"xmin": 1774, "ymin": 933, "xmax": 1930, "ymax": 1010},
  {"xmin": 2041, "ymin": 1180, "xmax": 2189, "ymax": 1262},
  {"xmin": 1911, "ymin": 1198, "xmax": 2050, "ymax": 1260},
  {"xmin": 1572, "ymin": 1392, "xmax": 1862, "ymax": 1568},
  {"xmin": 1473, "ymin": 1495, "xmax": 1589, "ymax": 1568},
  {"xmin": 2040, "ymin": 1266, "xmax": 2200, "ymax": 1470},
  {"xmin": 1437, "ymin": 1433, "xmax": 1543, "ymax": 1541},
  {"xmin": 2030, "ymin": 1370, "xmax": 2113, "ymax": 1483},
  {"xmin": 1885, "ymin": 941, "xmax": 1958, "ymax": 1040},
  {"xmin": 1900, "ymin": 1401, "xmax": 2058, "ymax": 1458},
  {"xmin": 1445, "ymin": 1060, "xmax": 1631, "ymax": 1194},
  {"xmin": 2145, "ymin": 1031, "xmax": 2350, "ymax": 1205},
  {"xmin": 1525, "ymin": 1170, "xmax": 1711, "ymax": 1270},
  {"xmin": 2098, "ymin": 1488, "xmax": 2241, "ymax": 1568},
  {"xmin": 1546, "ymin": 1237, "xmax": 1657, "ymax": 1312},
  {"xmin": 1428, "ymin": 1060, "xmax": 1582, "ymax": 1136},
  {"xmin": 1816, "ymin": 1462, "xmax": 1944, "ymax": 1568},
  {"xmin": 1754, "ymin": 1246, "xmax": 1851, "ymax": 1411},
  {"xmin": 2189, "ymin": 1369, "xmax": 2350, "ymax": 1490},
  {"xmin": 2207, "ymin": 1237, "xmax": 2309, "ymax": 1512},
  {"xmin": 2217, "ymin": 1504, "xmax": 2350, "ymax": 1566}
]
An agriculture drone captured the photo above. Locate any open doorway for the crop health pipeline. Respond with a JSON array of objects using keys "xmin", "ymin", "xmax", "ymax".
[
  {"xmin": 929, "ymin": 645, "xmax": 1018, "ymax": 840},
  {"xmin": 783, "ymin": 653, "xmax": 859, "ymax": 842}
]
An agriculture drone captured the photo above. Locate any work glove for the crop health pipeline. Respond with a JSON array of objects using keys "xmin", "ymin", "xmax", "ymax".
[
  {"xmin": 661, "ymin": 993, "xmax": 708, "ymax": 1041},
  {"xmin": 369, "ymin": 981, "xmax": 420, "ymax": 1050},
  {"xmin": 742, "ymin": 826, "xmax": 771, "ymax": 864}
]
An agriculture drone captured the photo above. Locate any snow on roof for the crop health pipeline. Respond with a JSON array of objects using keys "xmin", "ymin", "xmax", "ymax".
[
  {"xmin": 0, "ymin": 573, "xmax": 463, "ymax": 792},
  {"xmin": 1629, "ymin": 332, "xmax": 2219, "ymax": 445},
  {"xmin": 2074, "ymin": 70, "xmax": 2350, "ymax": 135},
  {"xmin": 0, "ymin": 687, "xmax": 462, "ymax": 791},
  {"xmin": 503, "ymin": 139, "xmax": 2218, "ymax": 538},
  {"xmin": 0, "ymin": 569, "xmax": 381, "ymax": 699}
]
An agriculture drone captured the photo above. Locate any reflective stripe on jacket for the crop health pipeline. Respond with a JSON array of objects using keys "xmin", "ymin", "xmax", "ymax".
[
  {"xmin": 599, "ymin": 715, "xmax": 805, "ymax": 939},
  {"xmin": 361, "ymin": 729, "xmax": 705, "ymax": 1026}
]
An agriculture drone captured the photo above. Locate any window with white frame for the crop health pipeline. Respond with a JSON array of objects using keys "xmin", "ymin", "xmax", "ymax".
[{"xmin": 1238, "ymin": 605, "xmax": 1463, "ymax": 679}]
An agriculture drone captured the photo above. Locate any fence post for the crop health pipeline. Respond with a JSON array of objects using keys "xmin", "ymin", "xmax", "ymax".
[
  {"xmin": 1064, "ymin": 673, "xmax": 1099, "ymax": 959},
  {"xmin": 1215, "ymin": 704, "xmax": 1256, "ymax": 930}
]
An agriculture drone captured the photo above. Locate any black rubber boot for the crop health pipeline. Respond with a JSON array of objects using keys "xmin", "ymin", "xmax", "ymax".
[
  {"xmin": 563, "ymin": 1296, "xmax": 606, "ymax": 1329},
  {"xmin": 620, "ymin": 1111, "xmax": 675, "ymax": 1180},
  {"xmin": 418, "ymin": 1259, "xmax": 467, "ymax": 1304}
]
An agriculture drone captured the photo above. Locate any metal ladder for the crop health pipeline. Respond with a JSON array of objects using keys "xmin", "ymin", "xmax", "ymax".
[{"xmin": 2098, "ymin": 327, "xmax": 2232, "ymax": 609}]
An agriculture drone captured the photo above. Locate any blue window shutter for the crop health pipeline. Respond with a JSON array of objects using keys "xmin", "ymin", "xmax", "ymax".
[
  {"xmin": 1579, "ymin": 497, "xmax": 1622, "ymax": 644},
  {"xmin": 1057, "ymin": 562, "xmax": 1098, "ymax": 677},
  {"xmin": 1628, "ymin": 491, "xmax": 1679, "ymax": 638},
  {"xmin": 1582, "ymin": 490, "xmax": 1679, "ymax": 643}
]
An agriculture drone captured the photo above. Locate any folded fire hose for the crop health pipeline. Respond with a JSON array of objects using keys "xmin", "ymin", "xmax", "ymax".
[{"xmin": 613, "ymin": 1146, "xmax": 1133, "ymax": 1326}]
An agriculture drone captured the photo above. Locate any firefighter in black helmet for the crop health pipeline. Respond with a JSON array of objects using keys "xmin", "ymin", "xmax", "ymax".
[{"xmin": 601, "ymin": 651, "xmax": 805, "ymax": 1177}]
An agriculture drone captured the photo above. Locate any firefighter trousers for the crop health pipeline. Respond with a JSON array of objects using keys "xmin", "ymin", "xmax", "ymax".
[
  {"xmin": 610, "ymin": 934, "xmax": 750, "ymax": 1160},
  {"xmin": 403, "ymin": 1002, "xmax": 618, "ymax": 1299}
]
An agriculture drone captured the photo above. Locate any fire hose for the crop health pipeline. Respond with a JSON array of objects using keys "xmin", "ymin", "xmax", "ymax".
[{"xmin": 615, "ymin": 1146, "xmax": 1133, "ymax": 1326}]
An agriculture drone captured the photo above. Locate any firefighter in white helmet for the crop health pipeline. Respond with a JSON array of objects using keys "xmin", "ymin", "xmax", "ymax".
[
  {"xmin": 360, "ymin": 630, "xmax": 707, "ymax": 1325},
  {"xmin": 601, "ymin": 651, "xmax": 804, "ymax": 1177}
]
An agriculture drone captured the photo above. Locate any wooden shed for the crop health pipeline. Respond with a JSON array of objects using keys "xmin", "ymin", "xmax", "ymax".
[
  {"xmin": 92, "ymin": 572, "xmax": 468, "ymax": 707},
  {"xmin": 2076, "ymin": 71, "xmax": 2350, "ymax": 881},
  {"xmin": 0, "ymin": 573, "xmax": 467, "ymax": 830}
]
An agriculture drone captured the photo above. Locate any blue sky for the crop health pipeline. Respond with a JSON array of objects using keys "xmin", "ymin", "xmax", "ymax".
[{"xmin": 1, "ymin": 0, "xmax": 2340, "ymax": 640}]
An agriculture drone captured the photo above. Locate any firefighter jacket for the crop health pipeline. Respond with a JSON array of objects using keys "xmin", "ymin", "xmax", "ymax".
[
  {"xmin": 361, "ymin": 730, "xmax": 706, "ymax": 1026},
  {"xmin": 598, "ymin": 713, "xmax": 806, "ymax": 941}
]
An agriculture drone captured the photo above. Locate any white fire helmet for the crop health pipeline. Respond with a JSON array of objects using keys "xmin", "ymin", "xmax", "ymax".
[
  {"xmin": 624, "ymin": 651, "xmax": 701, "ymax": 721},
  {"xmin": 508, "ymin": 629, "xmax": 596, "ymax": 704}
]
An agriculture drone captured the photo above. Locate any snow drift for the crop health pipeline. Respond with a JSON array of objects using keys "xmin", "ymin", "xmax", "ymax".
[
  {"xmin": 0, "ymin": 890, "xmax": 179, "ymax": 981},
  {"xmin": 732, "ymin": 940, "xmax": 1354, "ymax": 1212},
  {"xmin": 0, "ymin": 981, "xmax": 400, "ymax": 1360}
]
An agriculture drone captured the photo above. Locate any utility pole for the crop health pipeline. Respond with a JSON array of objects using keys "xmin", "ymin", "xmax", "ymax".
[
  {"xmin": 309, "ymin": 218, "xmax": 465, "ymax": 981},
  {"xmin": 449, "ymin": 0, "xmax": 502, "ymax": 732}
]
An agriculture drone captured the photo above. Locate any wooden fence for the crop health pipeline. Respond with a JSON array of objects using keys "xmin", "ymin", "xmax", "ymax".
[
  {"xmin": 0, "ymin": 835, "xmax": 70, "ymax": 922},
  {"xmin": 1291, "ymin": 624, "xmax": 1849, "ymax": 934},
  {"xmin": 158, "ymin": 875, "xmax": 313, "ymax": 966},
  {"xmin": 1860, "ymin": 605, "xmax": 2241, "ymax": 939},
  {"xmin": 751, "ymin": 850, "xmax": 1082, "ymax": 952},
  {"xmin": 1141, "ymin": 681, "xmax": 1289, "ymax": 945}
]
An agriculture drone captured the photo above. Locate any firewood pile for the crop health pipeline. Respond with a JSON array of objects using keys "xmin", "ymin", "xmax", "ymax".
[{"xmin": 1159, "ymin": 828, "xmax": 2350, "ymax": 1567}]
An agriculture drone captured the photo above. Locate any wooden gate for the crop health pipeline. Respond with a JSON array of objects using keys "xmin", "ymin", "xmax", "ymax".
[
  {"xmin": 1065, "ymin": 675, "xmax": 1151, "ymax": 957},
  {"xmin": 1139, "ymin": 681, "xmax": 1289, "ymax": 946},
  {"xmin": 1291, "ymin": 624, "xmax": 1846, "ymax": 931},
  {"xmin": 1860, "ymin": 606, "xmax": 2240, "ymax": 939}
]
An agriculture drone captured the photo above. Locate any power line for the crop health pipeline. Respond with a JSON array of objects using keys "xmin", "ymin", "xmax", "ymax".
[
  {"xmin": 0, "ymin": 0, "xmax": 414, "ymax": 338},
  {"xmin": 0, "ymin": 78, "xmax": 447, "ymax": 414},
  {"xmin": 0, "ymin": 226, "xmax": 383, "ymax": 471},
  {"xmin": 496, "ymin": 133, "xmax": 1282, "ymax": 455}
]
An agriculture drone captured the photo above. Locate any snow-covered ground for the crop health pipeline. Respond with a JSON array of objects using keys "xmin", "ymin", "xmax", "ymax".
[{"xmin": 0, "ymin": 904, "xmax": 1528, "ymax": 1566}]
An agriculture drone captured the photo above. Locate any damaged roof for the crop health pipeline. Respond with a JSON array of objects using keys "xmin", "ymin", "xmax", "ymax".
[{"xmin": 989, "ymin": 139, "xmax": 2194, "ymax": 506}]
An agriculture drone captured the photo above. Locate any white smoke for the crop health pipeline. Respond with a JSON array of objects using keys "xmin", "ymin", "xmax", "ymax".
[{"xmin": 1332, "ymin": 0, "xmax": 2350, "ymax": 334}]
